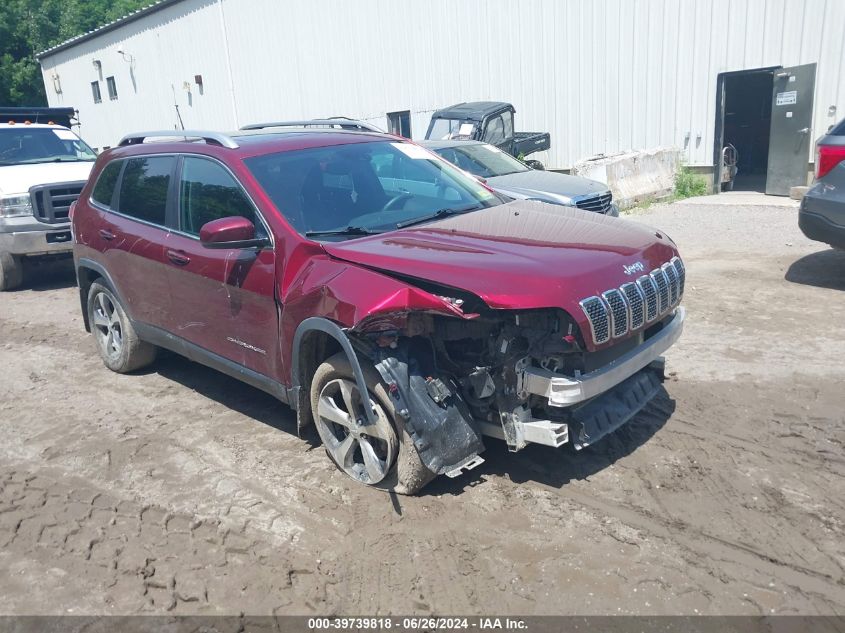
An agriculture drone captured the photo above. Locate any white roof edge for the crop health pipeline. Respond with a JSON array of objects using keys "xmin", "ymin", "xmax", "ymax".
[{"xmin": 36, "ymin": 0, "xmax": 186, "ymax": 60}]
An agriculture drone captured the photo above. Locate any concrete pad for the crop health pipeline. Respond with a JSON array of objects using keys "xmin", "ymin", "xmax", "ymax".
[{"xmin": 677, "ymin": 191, "xmax": 799, "ymax": 207}]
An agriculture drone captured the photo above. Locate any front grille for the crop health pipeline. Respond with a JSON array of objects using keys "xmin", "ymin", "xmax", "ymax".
[
  {"xmin": 579, "ymin": 257, "xmax": 686, "ymax": 345},
  {"xmin": 672, "ymin": 256, "xmax": 686, "ymax": 296},
  {"xmin": 621, "ymin": 282, "xmax": 645, "ymax": 329},
  {"xmin": 637, "ymin": 275, "xmax": 659, "ymax": 322},
  {"xmin": 602, "ymin": 289, "xmax": 628, "ymax": 338},
  {"xmin": 574, "ymin": 191, "xmax": 613, "ymax": 214},
  {"xmin": 652, "ymin": 269, "xmax": 670, "ymax": 313},
  {"xmin": 30, "ymin": 182, "xmax": 85, "ymax": 224},
  {"xmin": 579, "ymin": 297, "xmax": 610, "ymax": 344}
]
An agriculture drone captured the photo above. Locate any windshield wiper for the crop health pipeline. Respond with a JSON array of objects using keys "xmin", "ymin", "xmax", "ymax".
[
  {"xmin": 305, "ymin": 226, "xmax": 382, "ymax": 238},
  {"xmin": 44, "ymin": 158, "xmax": 94, "ymax": 163},
  {"xmin": 396, "ymin": 205, "xmax": 482, "ymax": 229}
]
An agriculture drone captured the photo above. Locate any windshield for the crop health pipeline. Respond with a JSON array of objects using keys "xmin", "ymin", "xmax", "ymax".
[
  {"xmin": 435, "ymin": 143, "xmax": 530, "ymax": 178},
  {"xmin": 245, "ymin": 140, "xmax": 500, "ymax": 240},
  {"xmin": 428, "ymin": 118, "xmax": 477, "ymax": 141},
  {"xmin": 0, "ymin": 127, "xmax": 97, "ymax": 165}
]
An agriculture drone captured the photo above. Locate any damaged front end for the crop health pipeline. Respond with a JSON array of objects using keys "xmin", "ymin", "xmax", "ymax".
[{"xmin": 349, "ymin": 278, "xmax": 685, "ymax": 477}]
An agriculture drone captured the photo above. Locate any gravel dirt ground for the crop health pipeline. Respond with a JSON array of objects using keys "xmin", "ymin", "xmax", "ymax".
[{"xmin": 1, "ymin": 197, "xmax": 844, "ymax": 616}]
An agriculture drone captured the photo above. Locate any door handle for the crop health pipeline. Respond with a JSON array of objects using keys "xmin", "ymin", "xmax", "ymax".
[
  {"xmin": 798, "ymin": 127, "xmax": 811, "ymax": 134},
  {"xmin": 166, "ymin": 249, "xmax": 191, "ymax": 266},
  {"xmin": 98, "ymin": 229, "xmax": 115, "ymax": 241}
]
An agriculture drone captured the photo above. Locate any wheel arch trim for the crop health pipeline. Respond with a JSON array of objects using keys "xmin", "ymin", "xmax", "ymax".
[
  {"xmin": 75, "ymin": 258, "xmax": 129, "ymax": 332},
  {"xmin": 291, "ymin": 317, "xmax": 377, "ymax": 426}
]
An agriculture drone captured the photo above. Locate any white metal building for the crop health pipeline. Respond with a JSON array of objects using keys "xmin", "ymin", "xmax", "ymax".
[{"xmin": 37, "ymin": 0, "xmax": 845, "ymax": 193}]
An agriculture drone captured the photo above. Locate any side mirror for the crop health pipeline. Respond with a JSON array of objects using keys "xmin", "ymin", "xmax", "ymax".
[
  {"xmin": 199, "ymin": 216, "xmax": 268, "ymax": 249},
  {"xmin": 525, "ymin": 160, "xmax": 545, "ymax": 171}
]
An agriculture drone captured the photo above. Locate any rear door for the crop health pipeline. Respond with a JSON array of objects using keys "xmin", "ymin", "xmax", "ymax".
[
  {"xmin": 94, "ymin": 155, "xmax": 175, "ymax": 328},
  {"xmin": 163, "ymin": 155, "xmax": 279, "ymax": 379},
  {"xmin": 766, "ymin": 63, "xmax": 816, "ymax": 195}
]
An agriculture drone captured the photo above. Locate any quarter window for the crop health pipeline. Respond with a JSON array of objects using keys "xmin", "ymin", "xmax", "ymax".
[
  {"xmin": 91, "ymin": 81, "xmax": 102, "ymax": 104},
  {"xmin": 91, "ymin": 161, "xmax": 122, "ymax": 207},
  {"xmin": 178, "ymin": 157, "xmax": 263, "ymax": 237},
  {"xmin": 117, "ymin": 156, "xmax": 174, "ymax": 225},
  {"xmin": 106, "ymin": 76, "xmax": 118, "ymax": 100}
]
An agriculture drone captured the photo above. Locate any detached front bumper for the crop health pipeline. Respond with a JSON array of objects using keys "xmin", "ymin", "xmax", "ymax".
[
  {"xmin": 0, "ymin": 218, "xmax": 73, "ymax": 257},
  {"xmin": 519, "ymin": 307, "xmax": 685, "ymax": 407}
]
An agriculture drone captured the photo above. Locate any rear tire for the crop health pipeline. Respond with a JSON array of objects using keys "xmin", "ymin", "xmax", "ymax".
[
  {"xmin": 310, "ymin": 352, "xmax": 435, "ymax": 495},
  {"xmin": 87, "ymin": 281, "xmax": 156, "ymax": 373},
  {"xmin": 0, "ymin": 253, "xmax": 24, "ymax": 291}
]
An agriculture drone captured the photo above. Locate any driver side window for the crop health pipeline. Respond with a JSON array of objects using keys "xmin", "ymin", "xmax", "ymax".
[
  {"xmin": 178, "ymin": 156, "xmax": 265, "ymax": 237},
  {"xmin": 483, "ymin": 116, "xmax": 506, "ymax": 146}
]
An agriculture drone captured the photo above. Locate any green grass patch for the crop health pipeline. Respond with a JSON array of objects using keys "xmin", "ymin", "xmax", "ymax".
[{"xmin": 674, "ymin": 167, "xmax": 709, "ymax": 199}]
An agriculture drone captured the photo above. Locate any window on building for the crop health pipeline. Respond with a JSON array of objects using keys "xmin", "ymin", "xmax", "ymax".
[
  {"xmin": 117, "ymin": 156, "xmax": 174, "ymax": 225},
  {"xmin": 106, "ymin": 76, "xmax": 118, "ymax": 101},
  {"xmin": 91, "ymin": 81, "xmax": 102, "ymax": 104},
  {"xmin": 387, "ymin": 110, "xmax": 411, "ymax": 138},
  {"xmin": 91, "ymin": 160, "xmax": 122, "ymax": 208},
  {"xmin": 178, "ymin": 157, "xmax": 264, "ymax": 237}
]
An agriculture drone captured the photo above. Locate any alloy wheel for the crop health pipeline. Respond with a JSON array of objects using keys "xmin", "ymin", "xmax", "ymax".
[
  {"xmin": 315, "ymin": 378, "xmax": 398, "ymax": 485},
  {"xmin": 92, "ymin": 291, "xmax": 123, "ymax": 360}
]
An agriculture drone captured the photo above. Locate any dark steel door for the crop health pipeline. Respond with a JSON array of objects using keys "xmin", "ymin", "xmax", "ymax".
[{"xmin": 766, "ymin": 63, "xmax": 816, "ymax": 195}]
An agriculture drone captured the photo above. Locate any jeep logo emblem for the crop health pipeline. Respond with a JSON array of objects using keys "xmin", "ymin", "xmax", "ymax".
[{"xmin": 623, "ymin": 261, "xmax": 645, "ymax": 276}]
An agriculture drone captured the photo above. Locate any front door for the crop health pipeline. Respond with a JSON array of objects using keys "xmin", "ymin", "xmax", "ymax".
[
  {"xmin": 766, "ymin": 63, "xmax": 816, "ymax": 195},
  {"xmin": 164, "ymin": 155, "xmax": 279, "ymax": 379}
]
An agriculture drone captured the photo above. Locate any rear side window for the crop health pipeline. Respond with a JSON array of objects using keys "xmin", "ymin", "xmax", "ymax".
[
  {"xmin": 831, "ymin": 119, "xmax": 845, "ymax": 136},
  {"xmin": 91, "ymin": 161, "xmax": 122, "ymax": 207},
  {"xmin": 116, "ymin": 156, "xmax": 174, "ymax": 225},
  {"xmin": 178, "ymin": 156, "xmax": 264, "ymax": 236}
]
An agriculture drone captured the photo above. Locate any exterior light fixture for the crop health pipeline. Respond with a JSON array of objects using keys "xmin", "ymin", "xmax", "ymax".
[{"xmin": 116, "ymin": 48, "xmax": 135, "ymax": 65}]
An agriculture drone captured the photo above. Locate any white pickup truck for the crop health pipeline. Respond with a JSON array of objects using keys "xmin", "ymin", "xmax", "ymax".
[{"xmin": 0, "ymin": 114, "xmax": 96, "ymax": 290}]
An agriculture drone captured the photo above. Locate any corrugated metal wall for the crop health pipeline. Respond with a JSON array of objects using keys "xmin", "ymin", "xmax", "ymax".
[{"xmin": 40, "ymin": 0, "xmax": 845, "ymax": 169}]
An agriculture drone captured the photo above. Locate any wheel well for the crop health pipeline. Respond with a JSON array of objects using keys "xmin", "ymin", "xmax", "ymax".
[
  {"xmin": 295, "ymin": 330, "xmax": 341, "ymax": 426},
  {"xmin": 76, "ymin": 266, "xmax": 103, "ymax": 332}
]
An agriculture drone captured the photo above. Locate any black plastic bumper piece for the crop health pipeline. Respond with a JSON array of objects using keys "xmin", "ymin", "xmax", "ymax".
[
  {"xmin": 570, "ymin": 366, "xmax": 664, "ymax": 450},
  {"xmin": 375, "ymin": 350, "xmax": 485, "ymax": 475},
  {"xmin": 799, "ymin": 210, "xmax": 845, "ymax": 249}
]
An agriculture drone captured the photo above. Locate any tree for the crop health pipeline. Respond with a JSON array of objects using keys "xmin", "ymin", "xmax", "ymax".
[{"xmin": 0, "ymin": 0, "xmax": 149, "ymax": 106}]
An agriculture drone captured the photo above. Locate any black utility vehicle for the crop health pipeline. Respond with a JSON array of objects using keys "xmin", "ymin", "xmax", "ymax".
[{"xmin": 425, "ymin": 102, "xmax": 550, "ymax": 168}]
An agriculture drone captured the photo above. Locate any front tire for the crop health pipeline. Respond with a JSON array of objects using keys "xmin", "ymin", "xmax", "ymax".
[
  {"xmin": 0, "ymin": 253, "xmax": 24, "ymax": 291},
  {"xmin": 87, "ymin": 281, "xmax": 156, "ymax": 373},
  {"xmin": 310, "ymin": 353, "xmax": 435, "ymax": 495}
]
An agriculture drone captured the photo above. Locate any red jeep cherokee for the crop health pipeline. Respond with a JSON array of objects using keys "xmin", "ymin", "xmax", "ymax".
[{"xmin": 71, "ymin": 125, "xmax": 685, "ymax": 494}]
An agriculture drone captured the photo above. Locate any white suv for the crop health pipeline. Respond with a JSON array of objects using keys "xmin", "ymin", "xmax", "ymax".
[{"xmin": 0, "ymin": 122, "xmax": 96, "ymax": 290}]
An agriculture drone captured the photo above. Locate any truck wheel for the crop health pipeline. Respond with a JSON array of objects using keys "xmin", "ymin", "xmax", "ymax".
[
  {"xmin": 87, "ymin": 281, "xmax": 156, "ymax": 373},
  {"xmin": 310, "ymin": 352, "xmax": 435, "ymax": 495},
  {"xmin": 0, "ymin": 253, "xmax": 24, "ymax": 291}
]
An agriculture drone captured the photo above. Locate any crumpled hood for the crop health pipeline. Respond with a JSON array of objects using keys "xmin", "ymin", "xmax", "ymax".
[
  {"xmin": 0, "ymin": 162, "xmax": 94, "ymax": 195},
  {"xmin": 487, "ymin": 170, "xmax": 607, "ymax": 203},
  {"xmin": 322, "ymin": 200, "xmax": 678, "ymax": 322}
]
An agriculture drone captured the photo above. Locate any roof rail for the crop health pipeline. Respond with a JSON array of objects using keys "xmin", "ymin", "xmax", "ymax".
[
  {"xmin": 240, "ymin": 118, "xmax": 385, "ymax": 133},
  {"xmin": 118, "ymin": 130, "xmax": 239, "ymax": 149}
]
